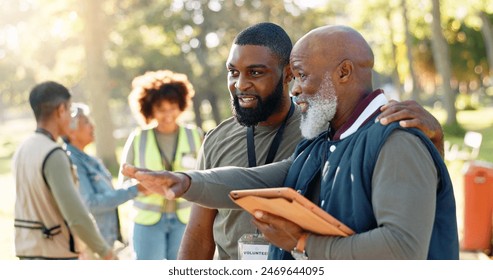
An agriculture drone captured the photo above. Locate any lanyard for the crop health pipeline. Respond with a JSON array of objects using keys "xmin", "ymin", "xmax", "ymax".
[{"xmin": 247, "ymin": 101, "xmax": 295, "ymax": 168}]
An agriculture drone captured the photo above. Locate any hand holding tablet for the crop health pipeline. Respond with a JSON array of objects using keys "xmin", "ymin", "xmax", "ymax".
[{"xmin": 229, "ymin": 187, "xmax": 354, "ymax": 236}]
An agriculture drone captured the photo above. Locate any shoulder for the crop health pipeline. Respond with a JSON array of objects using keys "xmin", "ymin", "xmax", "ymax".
[
  {"xmin": 199, "ymin": 117, "xmax": 244, "ymax": 155},
  {"xmin": 359, "ymin": 121, "xmax": 403, "ymax": 150},
  {"xmin": 376, "ymin": 130, "xmax": 437, "ymax": 182},
  {"xmin": 65, "ymin": 144, "xmax": 83, "ymax": 160},
  {"xmin": 366, "ymin": 121, "xmax": 430, "ymax": 148},
  {"xmin": 384, "ymin": 129, "xmax": 427, "ymax": 151},
  {"xmin": 363, "ymin": 122, "xmax": 437, "ymax": 162},
  {"xmin": 203, "ymin": 116, "xmax": 239, "ymax": 140},
  {"xmin": 66, "ymin": 150, "xmax": 94, "ymax": 172},
  {"xmin": 44, "ymin": 147, "xmax": 71, "ymax": 170}
]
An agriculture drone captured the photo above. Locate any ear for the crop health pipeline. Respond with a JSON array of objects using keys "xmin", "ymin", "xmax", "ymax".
[
  {"xmin": 283, "ymin": 64, "xmax": 293, "ymax": 84},
  {"xmin": 56, "ymin": 103, "xmax": 67, "ymax": 118},
  {"xmin": 337, "ymin": 60, "xmax": 353, "ymax": 83}
]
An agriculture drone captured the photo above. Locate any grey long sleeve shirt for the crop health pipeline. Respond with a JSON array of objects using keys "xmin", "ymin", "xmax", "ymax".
[{"xmin": 183, "ymin": 131, "xmax": 437, "ymax": 259}]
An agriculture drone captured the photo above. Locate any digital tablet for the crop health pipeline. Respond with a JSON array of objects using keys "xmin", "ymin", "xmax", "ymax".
[{"xmin": 229, "ymin": 187, "xmax": 354, "ymax": 236}]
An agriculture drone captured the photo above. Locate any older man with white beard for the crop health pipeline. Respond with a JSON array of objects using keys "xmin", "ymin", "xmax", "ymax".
[
  {"xmin": 296, "ymin": 74, "xmax": 338, "ymax": 139},
  {"xmin": 122, "ymin": 25, "xmax": 459, "ymax": 260}
]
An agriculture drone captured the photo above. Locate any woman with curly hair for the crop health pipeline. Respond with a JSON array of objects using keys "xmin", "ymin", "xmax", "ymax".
[{"xmin": 119, "ymin": 70, "xmax": 203, "ymax": 260}]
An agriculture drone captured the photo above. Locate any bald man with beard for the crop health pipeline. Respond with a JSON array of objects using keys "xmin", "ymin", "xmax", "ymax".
[{"xmin": 123, "ymin": 25, "xmax": 459, "ymax": 260}]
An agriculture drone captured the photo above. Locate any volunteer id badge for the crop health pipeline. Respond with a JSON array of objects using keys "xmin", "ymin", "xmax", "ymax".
[
  {"xmin": 237, "ymin": 233, "xmax": 269, "ymax": 260},
  {"xmin": 181, "ymin": 153, "xmax": 197, "ymax": 169}
]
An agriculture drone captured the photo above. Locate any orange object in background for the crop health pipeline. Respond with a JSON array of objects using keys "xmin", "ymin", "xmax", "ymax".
[{"xmin": 462, "ymin": 161, "xmax": 493, "ymax": 255}]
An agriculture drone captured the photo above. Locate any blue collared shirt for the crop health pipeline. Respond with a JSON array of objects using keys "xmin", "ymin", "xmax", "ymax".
[{"xmin": 65, "ymin": 143, "xmax": 138, "ymax": 245}]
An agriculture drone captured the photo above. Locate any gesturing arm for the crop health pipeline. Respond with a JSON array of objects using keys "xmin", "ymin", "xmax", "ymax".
[{"xmin": 122, "ymin": 158, "xmax": 293, "ymax": 209}]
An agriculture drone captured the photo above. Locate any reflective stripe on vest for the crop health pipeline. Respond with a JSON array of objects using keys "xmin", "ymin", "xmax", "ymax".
[
  {"xmin": 133, "ymin": 126, "xmax": 201, "ymax": 225},
  {"xmin": 133, "ymin": 200, "xmax": 193, "ymax": 212}
]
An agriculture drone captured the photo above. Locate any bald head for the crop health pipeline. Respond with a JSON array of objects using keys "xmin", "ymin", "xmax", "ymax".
[
  {"xmin": 297, "ymin": 25, "xmax": 373, "ymax": 67},
  {"xmin": 291, "ymin": 25, "xmax": 374, "ymax": 91}
]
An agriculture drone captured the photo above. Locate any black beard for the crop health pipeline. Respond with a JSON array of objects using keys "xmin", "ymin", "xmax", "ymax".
[{"xmin": 231, "ymin": 77, "xmax": 284, "ymax": 127}]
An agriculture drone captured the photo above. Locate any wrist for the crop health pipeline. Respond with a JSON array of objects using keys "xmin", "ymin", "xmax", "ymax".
[
  {"xmin": 177, "ymin": 172, "xmax": 192, "ymax": 194},
  {"xmin": 184, "ymin": 174, "xmax": 191, "ymax": 193},
  {"xmin": 291, "ymin": 232, "xmax": 309, "ymax": 260}
]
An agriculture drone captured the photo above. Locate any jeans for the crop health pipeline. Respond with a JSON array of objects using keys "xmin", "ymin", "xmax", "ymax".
[{"xmin": 133, "ymin": 213, "xmax": 186, "ymax": 260}]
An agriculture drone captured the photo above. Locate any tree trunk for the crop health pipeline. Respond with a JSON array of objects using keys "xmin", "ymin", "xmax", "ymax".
[
  {"xmin": 401, "ymin": 0, "xmax": 420, "ymax": 101},
  {"xmin": 207, "ymin": 92, "xmax": 222, "ymax": 125},
  {"xmin": 479, "ymin": 11, "xmax": 493, "ymax": 78},
  {"xmin": 430, "ymin": 0, "xmax": 457, "ymax": 126},
  {"xmin": 192, "ymin": 95, "xmax": 204, "ymax": 129},
  {"xmin": 191, "ymin": 21, "xmax": 222, "ymax": 126},
  {"xmin": 0, "ymin": 96, "xmax": 4, "ymax": 124},
  {"xmin": 386, "ymin": 8, "xmax": 404, "ymax": 101},
  {"xmin": 81, "ymin": 0, "xmax": 118, "ymax": 172}
]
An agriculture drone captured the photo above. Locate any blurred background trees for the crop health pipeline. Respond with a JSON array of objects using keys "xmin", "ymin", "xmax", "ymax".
[{"xmin": 1, "ymin": 0, "xmax": 492, "ymax": 169}]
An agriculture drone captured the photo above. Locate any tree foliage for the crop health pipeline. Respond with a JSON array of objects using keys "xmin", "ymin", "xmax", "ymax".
[{"xmin": 1, "ymin": 0, "xmax": 492, "ymax": 156}]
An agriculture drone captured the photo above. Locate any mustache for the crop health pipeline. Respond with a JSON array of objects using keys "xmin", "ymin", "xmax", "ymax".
[
  {"xmin": 292, "ymin": 95, "xmax": 308, "ymax": 106},
  {"xmin": 233, "ymin": 88, "xmax": 242, "ymax": 95},
  {"xmin": 292, "ymin": 95, "xmax": 302, "ymax": 103},
  {"xmin": 234, "ymin": 90, "xmax": 259, "ymax": 97}
]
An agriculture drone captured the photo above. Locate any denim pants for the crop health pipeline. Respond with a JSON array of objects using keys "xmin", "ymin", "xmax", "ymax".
[{"xmin": 133, "ymin": 213, "xmax": 186, "ymax": 260}]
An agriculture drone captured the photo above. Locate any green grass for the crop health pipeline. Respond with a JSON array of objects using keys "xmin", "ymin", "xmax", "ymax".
[
  {"xmin": 0, "ymin": 138, "xmax": 16, "ymax": 174},
  {"xmin": 439, "ymin": 107, "xmax": 493, "ymax": 163}
]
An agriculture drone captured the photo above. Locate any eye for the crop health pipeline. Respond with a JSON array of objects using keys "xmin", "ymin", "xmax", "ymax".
[
  {"xmin": 293, "ymin": 72, "xmax": 306, "ymax": 81},
  {"xmin": 228, "ymin": 69, "xmax": 239, "ymax": 77},
  {"xmin": 250, "ymin": 70, "xmax": 262, "ymax": 77}
]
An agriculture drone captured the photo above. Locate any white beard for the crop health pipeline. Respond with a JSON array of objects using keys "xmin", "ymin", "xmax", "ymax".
[{"xmin": 300, "ymin": 75, "xmax": 338, "ymax": 139}]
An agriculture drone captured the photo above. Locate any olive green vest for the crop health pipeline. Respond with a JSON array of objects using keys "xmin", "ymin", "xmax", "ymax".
[{"xmin": 132, "ymin": 126, "xmax": 202, "ymax": 225}]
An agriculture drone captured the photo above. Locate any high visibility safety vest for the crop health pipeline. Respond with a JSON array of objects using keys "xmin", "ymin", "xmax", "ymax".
[{"xmin": 132, "ymin": 126, "xmax": 202, "ymax": 225}]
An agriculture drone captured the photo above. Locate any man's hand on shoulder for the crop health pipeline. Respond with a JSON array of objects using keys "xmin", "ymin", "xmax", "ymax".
[{"xmin": 377, "ymin": 99, "xmax": 444, "ymax": 157}]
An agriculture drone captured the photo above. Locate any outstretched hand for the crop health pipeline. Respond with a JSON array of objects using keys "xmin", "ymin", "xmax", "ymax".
[
  {"xmin": 377, "ymin": 99, "xmax": 444, "ymax": 157},
  {"xmin": 121, "ymin": 163, "xmax": 191, "ymax": 199}
]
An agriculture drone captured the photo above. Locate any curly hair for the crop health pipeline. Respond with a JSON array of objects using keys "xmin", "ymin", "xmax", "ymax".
[{"xmin": 128, "ymin": 70, "xmax": 195, "ymax": 125}]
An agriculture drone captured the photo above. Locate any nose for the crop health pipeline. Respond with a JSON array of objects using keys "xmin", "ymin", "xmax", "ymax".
[
  {"xmin": 234, "ymin": 74, "xmax": 251, "ymax": 92},
  {"xmin": 291, "ymin": 80, "xmax": 302, "ymax": 101}
]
